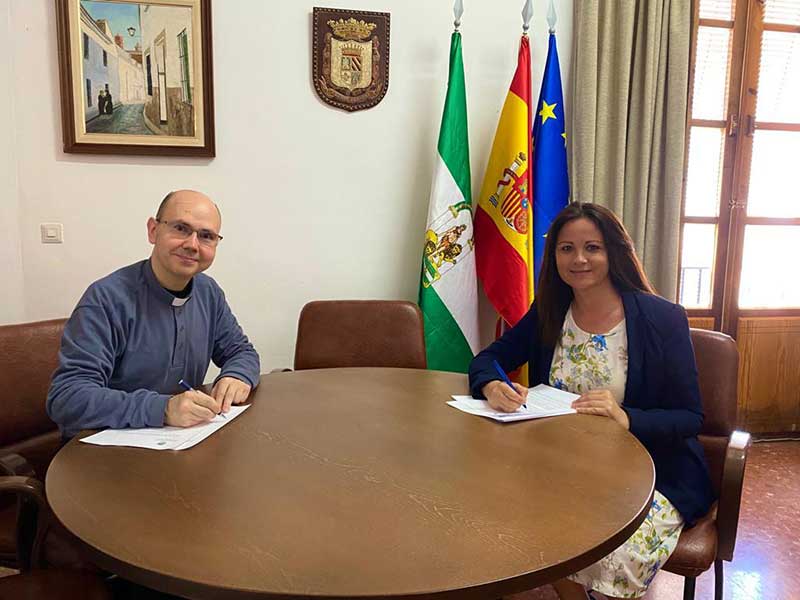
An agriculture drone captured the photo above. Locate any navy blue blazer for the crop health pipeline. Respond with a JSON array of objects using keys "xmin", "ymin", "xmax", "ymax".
[{"xmin": 468, "ymin": 290, "xmax": 715, "ymax": 526}]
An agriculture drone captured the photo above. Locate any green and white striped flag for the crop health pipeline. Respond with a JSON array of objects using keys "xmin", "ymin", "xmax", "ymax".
[{"xmin": 418, "ymin": 30, "xmax": 479, "ymax": 373}]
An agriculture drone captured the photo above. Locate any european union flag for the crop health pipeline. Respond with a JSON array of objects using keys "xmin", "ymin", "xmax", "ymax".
[{"xmin": 532, "ymin": 32, "xmax": 570, "ymax": 288}]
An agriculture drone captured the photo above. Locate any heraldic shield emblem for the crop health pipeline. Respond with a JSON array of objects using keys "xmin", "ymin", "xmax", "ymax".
[{"xmin": 313, "ymin": 7, "xmax": 390, "ymax": 112}]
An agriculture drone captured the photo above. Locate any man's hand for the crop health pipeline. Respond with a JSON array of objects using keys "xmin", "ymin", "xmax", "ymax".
[
  {"xmin": 212, "ymin": 377, "xmax": 252, "ymax": 414},
  {"xmin": 165, "ymin": 389, "xmax": 221, "ymax": 427},
  {"xmin": 571, "ymin": 389, "xmax": 629, "ymax": 428},
  {"xmin": 482, "ymin": 380, "xmax": 529, "ymax": 413}
]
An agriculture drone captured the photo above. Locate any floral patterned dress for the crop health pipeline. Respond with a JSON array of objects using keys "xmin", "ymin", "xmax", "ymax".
[{"xmin": 550, "ymin": 307, "xmax": 684, "ymax": 598}]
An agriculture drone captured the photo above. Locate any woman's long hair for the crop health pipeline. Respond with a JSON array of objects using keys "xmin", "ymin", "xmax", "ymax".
[{"xmin": 536, "ymin": 202, "xmax": 655, "ymax": 347}]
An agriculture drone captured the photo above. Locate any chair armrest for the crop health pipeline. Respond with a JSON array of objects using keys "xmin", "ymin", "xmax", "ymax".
[
  {"xmin": 0, "ymin": 476, "xmax": 47, "ymax": 512},
  {"xmin": 0, "ymin": 453, "xmax": 36, "ymax": 478},
  {"xmin": 0, "ymin": 475, "xmax": 50, "ymax": 570},
  {"xmin": 717, "ymin": 430, "xmax": 751, "ymax": 561}
]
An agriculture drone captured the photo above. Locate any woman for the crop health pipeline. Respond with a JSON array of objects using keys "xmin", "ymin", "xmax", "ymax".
[{"xmin": 468, "ymin": 203, "xmax": 714, "ymax": 599}]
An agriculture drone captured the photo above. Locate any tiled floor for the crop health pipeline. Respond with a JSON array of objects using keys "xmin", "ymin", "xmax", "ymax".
[{"xmin": 507, "ymin": 441, "xmax": 800, "ymax": 600}]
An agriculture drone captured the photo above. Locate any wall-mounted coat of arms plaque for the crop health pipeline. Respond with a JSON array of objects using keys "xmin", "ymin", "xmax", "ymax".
[{"xmin": 312, "ymin": 7, "xmax": 390, "ymax": 112}]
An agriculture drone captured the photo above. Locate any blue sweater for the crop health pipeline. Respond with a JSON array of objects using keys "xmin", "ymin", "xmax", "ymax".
[
  {"xmin": 47, "ymin": 260, "xmax": 261, "ymax": 438},
  {"xmin": 469, "ymin": 291, "xmax": 714, "ymax": 526}
]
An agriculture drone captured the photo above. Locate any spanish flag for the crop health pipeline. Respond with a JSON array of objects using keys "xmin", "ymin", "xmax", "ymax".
[{"xmin": 474, "ymin": 36, "xmax": 534, "ymax": 331}]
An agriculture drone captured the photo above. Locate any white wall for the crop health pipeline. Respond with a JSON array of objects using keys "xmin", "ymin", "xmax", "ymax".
[
  {"xmin": 1, "ymin": 0, "xmax": 26, "ymax": 323},
  {"xmin": 3, "ymin": 0, "xmax": 572, "ymax": 372}
]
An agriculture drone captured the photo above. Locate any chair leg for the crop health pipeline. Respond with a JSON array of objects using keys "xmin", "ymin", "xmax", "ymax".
[
  {"xmin": 683, "ymin": 576, "xmax": 696, "ymax": 600},
  {"xmin": 714, "ymin": 559, "xmax": 724, "ymax": 600}
]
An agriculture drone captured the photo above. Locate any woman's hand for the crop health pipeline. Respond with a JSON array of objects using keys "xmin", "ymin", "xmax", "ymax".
[
  {"xmin": 571, "ymin": 389, "xmax": 630, "ymax": 429},
  {"xmin": 482, "ymin": 380, "xmax": 529, "ymax": 413}
]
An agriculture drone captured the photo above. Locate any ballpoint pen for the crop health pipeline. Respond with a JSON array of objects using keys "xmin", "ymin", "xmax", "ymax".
[
  {"xmin": 178, "ymin": 378, "xmax": 226, "ymax": 418},
  {"xmin": 492, "ymin": 360, "xmax": 527, "ymax": 409}
]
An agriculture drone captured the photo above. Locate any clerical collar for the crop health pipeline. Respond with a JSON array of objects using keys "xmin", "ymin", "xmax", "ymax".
[
  {"xmin": 165, "ymin": 280, "xmax": 193, "ymax": 306},
  {"xmin": 143, "ymin": 259, "xmax": 194, "ymax": 307},
  {"xmin": 167, "ymin": 283, "xmax": 192, "ymax": 299}
]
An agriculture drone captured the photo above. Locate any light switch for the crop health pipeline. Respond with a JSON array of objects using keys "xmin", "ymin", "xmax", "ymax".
[{"xmin": 40, "ymin": 223, "xmax": 64, "ymax": 244}]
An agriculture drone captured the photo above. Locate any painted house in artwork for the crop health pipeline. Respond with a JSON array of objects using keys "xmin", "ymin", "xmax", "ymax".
[
  {"xmin": 81, "ymin": 5, "xmax": 146, "ymax": 123},
  {"xmin": 80, "ymin": 6, "xmax": 120, "ymax": 121},
  {"xmin": 114, "ymin": 34, "xmax": 145, "ymax": 105},
  {"xmin": 139, "ymin": 4, "xmax": 195, "ymax": 136}
]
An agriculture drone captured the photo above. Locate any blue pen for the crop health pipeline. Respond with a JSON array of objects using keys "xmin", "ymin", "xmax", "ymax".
[
  {"xmin": 492, "ymin": 360, "xmax": 527, "ymax": 409},
  {"xmin": 178, "ymin": 379, "xmax": 226, "ymax": 419}
]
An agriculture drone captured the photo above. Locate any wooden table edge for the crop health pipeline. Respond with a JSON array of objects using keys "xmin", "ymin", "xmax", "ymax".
[{"xmin": 52, "ymin": 466, "xmax": 655, "ymax": 600}]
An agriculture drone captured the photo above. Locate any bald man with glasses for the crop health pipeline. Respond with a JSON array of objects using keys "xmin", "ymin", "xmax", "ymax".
[{"xmin": 48, "ymin": 190, "xmax": 260, "ymax": 438}]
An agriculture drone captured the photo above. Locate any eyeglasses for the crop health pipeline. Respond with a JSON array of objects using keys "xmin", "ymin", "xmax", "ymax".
[{"xmin": 155, "ymin": 219, "xmax": 223, "ymax": 246}]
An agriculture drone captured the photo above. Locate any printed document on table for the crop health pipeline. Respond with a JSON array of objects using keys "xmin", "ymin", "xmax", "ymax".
[
  {"xmin": 449, "ymin": 384, "xmax": 578, "ymax": 422},
  {"xmin": 79, "ymin": 405, "xmax": 250, "ymax": 450}
]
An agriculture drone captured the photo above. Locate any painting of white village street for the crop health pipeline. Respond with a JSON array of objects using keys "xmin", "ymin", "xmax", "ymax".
[{"xmin": 80, "ymin": 1, "xmax": 195, "ymax": 136}]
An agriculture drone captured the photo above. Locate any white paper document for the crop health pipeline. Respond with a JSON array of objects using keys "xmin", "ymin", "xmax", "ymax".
[
  {"xmin": 449, "ymin": 384, "xmax": 579, "ymax": 422},
  {"xmin": 79, "ymin": 405, "xmax": 250, "ymax": 450}
]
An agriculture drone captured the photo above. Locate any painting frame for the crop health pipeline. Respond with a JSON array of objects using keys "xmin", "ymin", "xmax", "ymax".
[{"xmin": 55, "ymin": 0, "xmax": 215, "ymax": 157}]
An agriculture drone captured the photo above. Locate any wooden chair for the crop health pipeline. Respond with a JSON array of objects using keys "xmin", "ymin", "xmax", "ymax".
[
  {"xmin": 662, "ymin": 328, "xmax": 751, "ymax": 600},
  {"xmin": 0, "ymin": 466, "xmax": 112, "ymax": 599},
  {"xmin": 294, "ymin": 300, "xmax": 426, "ymax": 370}
]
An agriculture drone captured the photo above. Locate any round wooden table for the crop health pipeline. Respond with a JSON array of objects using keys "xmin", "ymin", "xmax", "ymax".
[{"xmin": 46, "ymin": 368, "xmax": 654, "ymax": 599}]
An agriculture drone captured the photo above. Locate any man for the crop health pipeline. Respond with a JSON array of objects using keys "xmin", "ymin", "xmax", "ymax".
[
  {"xmin": 48, "ymin": 190, "xmax": 260, "ymax": 438},
  {"xmin": 97, "ymin": 89, "xmax": 106, "ymax": 116}
]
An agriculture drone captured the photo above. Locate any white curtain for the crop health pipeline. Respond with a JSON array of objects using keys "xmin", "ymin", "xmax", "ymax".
[{"xmin": 569, "ymin": 0, "xmax": 692, "ymax": 299}]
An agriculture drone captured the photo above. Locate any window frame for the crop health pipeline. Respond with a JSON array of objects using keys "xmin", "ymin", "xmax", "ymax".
[
  {"xmin": 679, "ymin": 0, "xmax": 800, "ymax": 335},
  {"xmin": 177, "ymin": 29, "xmax": 192, "ymax": 104},
  {"xmin": 145, "ymin": 52, "xmax": 153, "ymax": 96}
]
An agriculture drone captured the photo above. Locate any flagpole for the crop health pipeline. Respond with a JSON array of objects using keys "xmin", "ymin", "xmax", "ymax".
[
  {"xmin": 453, "ymin": 0, "xmax": 463, "ymax": 31},
  {"xmin": 531, "ymin": 1, "xmax": 570, "ymax": 284},
  {"xmin": 520, "ymin": 0, "xmax": 534, "ymax": 308},
  {"xmin": 418, "ymin": 0, "xmax": 479, "ymax": 371},
  {"xmin": 547, "ymin": 0, "xmax": 557, "ymax": 33},
  {"xmin": 522, "ymin": 0, "xmax": 533, "ymax": 35}
]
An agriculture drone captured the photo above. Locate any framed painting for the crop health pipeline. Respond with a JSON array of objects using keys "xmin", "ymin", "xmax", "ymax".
[{"xmin": 55, "ymin": 0, "xmax": 215, "ymax": 157}]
